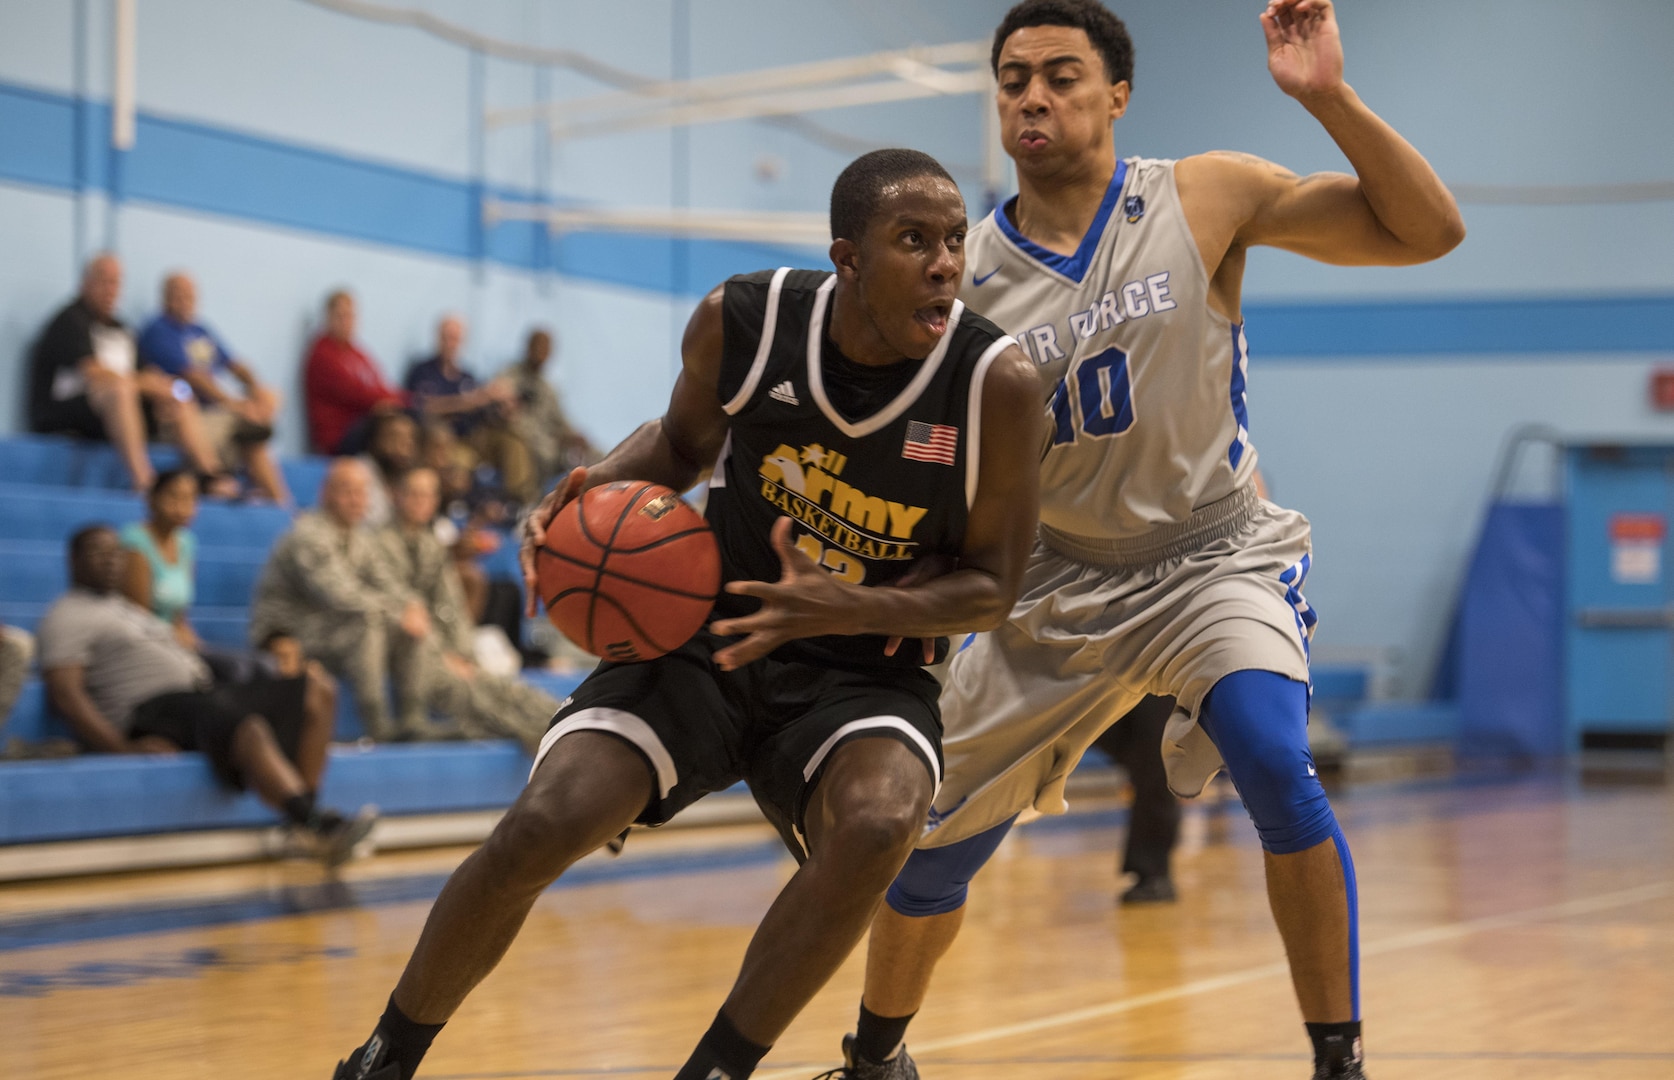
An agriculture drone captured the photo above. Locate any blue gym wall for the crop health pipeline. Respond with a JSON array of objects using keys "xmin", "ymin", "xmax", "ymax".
[{"xmin": 2, "ymin": 0, "xmax": 1672, "ymax": 696}]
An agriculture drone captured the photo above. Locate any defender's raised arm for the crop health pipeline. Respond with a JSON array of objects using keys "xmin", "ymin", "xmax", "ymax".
[{"xmin": 1177, "ymin": 0, "xmax": 1464, "ymax": 272}]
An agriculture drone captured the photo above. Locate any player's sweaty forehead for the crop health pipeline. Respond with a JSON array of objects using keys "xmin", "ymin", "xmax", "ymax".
[
  {"xmin": 868, "ymin": 176, "xmax": 966, "ymax": 239},
  {"xmin": 997, "ymin": 25, "xmax": 1104, "ymax": 81}
]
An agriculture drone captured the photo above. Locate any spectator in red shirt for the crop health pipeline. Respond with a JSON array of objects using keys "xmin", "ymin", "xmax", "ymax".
[{"xmin": 304, "ymin": 290, "xmax": 409, "ymax": 454}]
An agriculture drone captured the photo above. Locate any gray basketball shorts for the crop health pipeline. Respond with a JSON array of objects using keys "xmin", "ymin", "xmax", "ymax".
[{"xmin": 922, "ymin": 484, "xmax": 1315, "ymax": 849}]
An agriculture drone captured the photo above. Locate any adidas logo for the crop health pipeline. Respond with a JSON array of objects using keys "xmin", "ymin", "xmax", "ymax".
[{"xmin": 769, "ymin": 380, "xmax": 799, "ymax": 405}]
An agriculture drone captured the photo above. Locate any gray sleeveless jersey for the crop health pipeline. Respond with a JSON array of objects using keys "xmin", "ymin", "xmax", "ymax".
[{"xmin": 961, "ymin": 156, "xmax": 1257, "ymax": 541}]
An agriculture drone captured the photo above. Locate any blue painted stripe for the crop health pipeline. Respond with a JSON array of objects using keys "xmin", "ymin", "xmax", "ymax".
[
  {"xmin": 6, "ymin": 78, "xmax": 1674, "ymax": 352},
  {"xmin": 0, "ymin": 82, "xmax": 84, "ymax": 189},
  {"xmin": 0, "ymin": 838, "xmax": 787, "ymax": 953},
  {"xmin": 1245, "ymin": 294, "xmax": 1674, "ymax": 357},
  {"xmin": 126, "ymin": 111, "xmax": 479, "ymax": 258},
  {"xmin": 0, "ymin": 78, "xmax": 814, "ymax": 295}
]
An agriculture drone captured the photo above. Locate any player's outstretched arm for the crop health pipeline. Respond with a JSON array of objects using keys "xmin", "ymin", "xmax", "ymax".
[
  {"xmin": 709, "ymin": 344, "xmax": 1042, "ymax": 670},
  {"xmin": 1176, "ymin": 0, "xmax": 1464, "ymax": 269},
  {"xmin": 519, "ymin": 285, "xmax": 732, "ymax": 614}
]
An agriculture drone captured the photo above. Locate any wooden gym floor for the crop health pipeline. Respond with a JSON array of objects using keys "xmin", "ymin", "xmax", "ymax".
[{"xmin": 2, "ymin": 766, "xmax": 1671, "ymax": 1080}]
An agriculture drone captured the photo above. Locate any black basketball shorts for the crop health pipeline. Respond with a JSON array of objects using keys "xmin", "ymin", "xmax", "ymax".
[
  {"xmin": 531, "ymin": 631, "xmax": 943, "ymax": 849},
  {"xmin": 128, "ymin": 674, "xmax": 309, "ymax": 790}
]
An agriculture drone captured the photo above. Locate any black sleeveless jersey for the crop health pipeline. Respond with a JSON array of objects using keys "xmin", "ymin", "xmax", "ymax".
[{"xmin": 707, "ymin": 267, "xmax": 1017, "ymax": 672}]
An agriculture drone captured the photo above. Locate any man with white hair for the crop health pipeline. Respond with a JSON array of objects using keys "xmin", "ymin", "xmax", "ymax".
[
  {"xmin": 251, "ymin": 458, "xmax": 439, "ymax": 742},
  {"xmin": 30, "ymin": 253, "xmax": 238, "ymax": 496},
  {"xmin": 28, "ymin": 253, "xmax": 155, "ymax": 491},
  {"xmin": 138, "ymin": 272, "xmax": 291, "ymax": 505}
]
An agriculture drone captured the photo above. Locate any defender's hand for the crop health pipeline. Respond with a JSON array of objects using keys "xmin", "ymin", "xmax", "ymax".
[
  {"xmin": 882, "ymin": 552, "xmax": 958, "ymax": 663},
  {"xmin": 710, "ymin": 517, "xmax": 851, "ymax": 671},
  {"xmin": 1262, "ymin": 0, "xmax": 1344, "ymax": 101},
  {"xmin": 520, "ymin": 466, "xmax": 589, "ymax": 617}
]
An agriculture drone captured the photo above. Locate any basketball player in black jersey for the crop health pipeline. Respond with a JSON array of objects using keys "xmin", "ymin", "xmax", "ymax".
[{"xmin": 329, "ymin": 149, "xmax": 1042, "ymax": 1080}]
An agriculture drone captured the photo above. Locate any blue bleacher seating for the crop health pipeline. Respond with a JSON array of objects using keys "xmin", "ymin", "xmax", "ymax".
[
  {"xmin": 0, "ymin": 540, "xmax": 269, "ymax": 606},
  {"xmin": 0, "ymin": 434, "xmax": 330, "ymax": 508},
  {"xmin": 0, "ymin": 742, "xmax": 538, "ymax": 843},
  {"xmin": 280, "ymin": 456, "xmax": 330, "ymax": 508},
  {"xmin": 0, "ymin": 435, "xmax": 187, "ymax": 491},
  {"xmin": 0, "ymin": 483, "xmax": 293, "ymax": 546},
  {"xmin": 0, "ymin": 434, "xmax": 581, "ymax": 849}
]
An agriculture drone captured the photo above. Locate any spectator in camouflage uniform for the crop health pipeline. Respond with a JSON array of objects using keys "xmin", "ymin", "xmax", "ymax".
[
  {"xmin": 0, "ymin": 625, "xmax": 33, "ymax": 735},
  {"xmin": 249, "ymin": 458, "xmax": 437, "ymax": 741},
  {"xmin": 375, "ymin": 467, "xmax": 559, "ymax": 751},
  {"xmin": 499, "ymin": 329, "xmax": 594, "ymax": 490}
]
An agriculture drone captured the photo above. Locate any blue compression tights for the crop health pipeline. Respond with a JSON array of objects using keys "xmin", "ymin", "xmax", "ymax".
[
  {"xmin": 1198, "ymin": 669, "xmax": 1360, "ymax": 1018},
  {"xmin": 885, "ymin": 814, "xmax": 1018, "ymax": 918},
  {"xmin": 882, "ymin": 671, "xmax": 1360, "ymax": 1014}
]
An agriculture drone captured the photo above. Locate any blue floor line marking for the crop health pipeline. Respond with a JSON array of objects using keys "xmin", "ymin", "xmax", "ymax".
[
  {"xmin": 0, "ymin": 840, "xmax": 788, "ymax": 954},
  {"xmin": 0, "ymin": 943, "xmax": 354, "ymax": 997},
  {"xmin": 418, "ymin": 1051, "xmax": 1674, "ymax": 1077},
  {"xmin": 1021, "ymin": 768, "xmax": 1572, "ymax": 840},
  {"xmin": 0, "ymin": 772, "xmax": 1608, "ymax": 954}
]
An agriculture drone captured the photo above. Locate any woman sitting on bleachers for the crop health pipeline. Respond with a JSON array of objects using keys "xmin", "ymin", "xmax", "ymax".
[{"xmin": 120, "ymin": 469, "xmax": 202, "ymax": 651}]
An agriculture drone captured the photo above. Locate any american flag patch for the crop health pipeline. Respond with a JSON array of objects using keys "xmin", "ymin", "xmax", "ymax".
[{"xmin": 902, "ymin": 420, "xmax": 958, "ymax": 465}]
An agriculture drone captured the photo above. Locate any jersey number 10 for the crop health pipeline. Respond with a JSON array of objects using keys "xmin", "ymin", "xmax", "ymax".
[{"xmin": 1050, "ymin": 346, "xmax": 1134, "ymax": 446}]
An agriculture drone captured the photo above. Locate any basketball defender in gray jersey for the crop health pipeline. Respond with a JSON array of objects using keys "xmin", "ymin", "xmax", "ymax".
[{"xmin": 821, "ymin": 3, "xmax": 1463, "ymax": 1080}]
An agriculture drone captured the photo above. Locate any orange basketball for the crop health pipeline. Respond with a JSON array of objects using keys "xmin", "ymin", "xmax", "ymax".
[{"xmin": 535, "ymin": 481, "xmax": 721, "ymax": 662}]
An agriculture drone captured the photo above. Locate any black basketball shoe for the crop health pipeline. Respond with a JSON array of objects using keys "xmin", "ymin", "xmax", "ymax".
[
  {"xmin": 1313, "ymin": 1058, "xmax": 1368, "ymax": 1079},
  {"xmin": 810, "ymin": 1033, "xmax": 920, "ymax": 1079},
  {"xmin": 331, "ymin": 1034, "xmax": 401, "ymax": 1080}
]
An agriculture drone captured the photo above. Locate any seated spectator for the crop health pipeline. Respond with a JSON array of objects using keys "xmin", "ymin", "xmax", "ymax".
[
  {"xmin": 420, "ymin": 419, "xmax": 492, "ymax": 620},
  {"xmin": 119, "ymin": 469, "xmax": 200, "ymax": 648},
  {"xmin": 375, "ymin": 467, "xmax": 557, "ymax": 750},
  {"xmin": 406, "ymin": 316, "xmax": 534, "ymax": 504},
  {"xmin": 304, "ymin": 290, "xmax": 409, "ymax": 455},
  {"xmin": 0, "ymin": 623, "xmax": 33, "ymax": 737},
  {"xmin": 250, "ymin": 458, "xmax": 442, "ymax": 742},
  {"xmin": 500, "ymin": 328, "xmax": 596, "ymax": 490},
  {"xmin": 29, "ymin": 254, "xmax": 240, "ymax": 497},
  {"xmin": 360, "ymin": 410, "xmax": 421, "ymax": 528},
  {"xmin": 137, "ymin": 273, "xmax": 292, "ymax": 506},
  {"xmin": 37, "ymin": 525, "xmax": 371, "ymax": 865},
  {"xmin": 421, "ymin": 419, "xmax": 477, "ymax": 519},
  {"xmin": 28, "ymin": 254, "xmax": 154, "ymax": 492}
]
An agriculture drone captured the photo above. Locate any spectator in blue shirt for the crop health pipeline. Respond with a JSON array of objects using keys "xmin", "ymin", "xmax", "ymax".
[
  {"xmin": 405, "ymin": 315, "xmax": 535, "ymax": 504},
  {"xmin": 137, "ymin": 273, "xmax": 292, "ymax": 506},
  {"xmin": 119, "ymin": 468, "xmax": 201, "ymax": 646}
]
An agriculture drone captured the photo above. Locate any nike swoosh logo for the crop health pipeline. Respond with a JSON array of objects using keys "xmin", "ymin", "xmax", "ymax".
[{"xmin": 972, "ymin": 266, "xmax": 1001, "ymax": 286}]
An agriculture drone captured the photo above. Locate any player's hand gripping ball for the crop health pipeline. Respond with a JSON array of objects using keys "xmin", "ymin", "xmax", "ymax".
[{"xmin": 535, "ymin": 482, "xmax": 720, "ymax": 662}]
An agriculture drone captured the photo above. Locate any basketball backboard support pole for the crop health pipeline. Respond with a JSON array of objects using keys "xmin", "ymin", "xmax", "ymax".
[
  {"xmin": 483, "ymin": 42, "xmax": 998, "ymax": 248},
  {"xmin": 299, "ymin": 1, "xmax": 1004, "ymax": 247},
  {"xmin": 484, "ymin": 42, "xmax": 990, "ymax": 139}
]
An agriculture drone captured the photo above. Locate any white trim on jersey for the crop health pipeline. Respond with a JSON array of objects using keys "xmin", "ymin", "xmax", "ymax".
[
  {"xmin": 722, "ymin": 266, "xmax": 792, "ymax": 416},
  {"xmin": 709, "ymin": 430, "xmax": 732, "ymax": 489},
  {"xmin": 962, "ymin": 335, "xmax": 1017, "ymax": 510},
  {"xmin": 804, "ymin": 274, "xmax": 967, "ymax": 438},
  {"xmin": 531, "ymin": 707, "xmax": 679, "ymax": 799},
  {"xmin": 800, "ymin": 715, "xmax": 942, "ymax": 799}
]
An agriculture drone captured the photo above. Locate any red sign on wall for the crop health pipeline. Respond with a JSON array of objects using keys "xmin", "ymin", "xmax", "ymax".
[
  {"xmin": 1610, "ymin": 513, "xmax": 1667, "ymax": 543},
  {"xmin": 1652, "ymin": 368, "xmax": 1674, "ymax": 411},
  {"xmin": 1609, "ymin": 512, "xmax": 1665, "ymax": 585}
]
